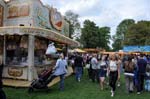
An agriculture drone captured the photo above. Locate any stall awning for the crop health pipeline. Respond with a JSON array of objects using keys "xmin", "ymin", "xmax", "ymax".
[
  {"xmin": 73, "ymin": 48, "xmax": 86, "ymax": 53},
  {"xmin": 123, "ymin": 46, "xmax": 150, "ymax": 52},
  {"xmin": 84, "ymin": 48, "xmax": 100, "ymax": 52},
  {"xmin": 0, "ymin": 26, "xmax": 79, "ymax": 46}
]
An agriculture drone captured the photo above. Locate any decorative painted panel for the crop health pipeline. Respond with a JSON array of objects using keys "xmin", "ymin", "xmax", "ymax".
[
  {"xmin": 8, "ymin": 4, "xmax": 29, "ymax": 18},
  {"xmin": 50, "ymin": 8, "xmax": 63, "ymax": 31}
]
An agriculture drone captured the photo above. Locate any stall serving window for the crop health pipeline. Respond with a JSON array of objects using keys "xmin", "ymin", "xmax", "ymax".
[
  {"xmin": 6, "ymin": 35, "xmax": 28, "ymax": 66},
  {"xmin": 34, "ymin": 36, "xmax": 48, "ymax": 65}
]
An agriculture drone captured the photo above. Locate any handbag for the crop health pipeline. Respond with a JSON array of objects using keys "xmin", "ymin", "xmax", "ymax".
[
  {"xmin": 45, "ymin": 43, "xmax": 57, "ymax": 55},
  {"xmin": 85, "ymin": 64, "xmax": 90, "ymax": 69}
]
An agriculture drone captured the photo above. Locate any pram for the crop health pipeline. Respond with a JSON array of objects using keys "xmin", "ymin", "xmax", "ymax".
[{"xmin": 28, "ymin": 68, "xmax": 56, "ymax": 93}]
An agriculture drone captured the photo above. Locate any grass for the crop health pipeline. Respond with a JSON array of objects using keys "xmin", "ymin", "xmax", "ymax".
[{"xmin": 4, "ymin": 69, "xmax": 150, "ymax": 99}]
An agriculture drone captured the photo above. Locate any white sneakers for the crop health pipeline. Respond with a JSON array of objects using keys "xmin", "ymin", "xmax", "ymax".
[
  {"xmin": 137, "ymin": 92, "xmax": 141, "ymax": 95},
  {"xmin": 117, "ymin": 83, "xmax": 120, "ymax": 87},
  {"xmin": 78, "ymin": 78, "xmax": 81, "ymax": 82},
  {"xmin": 111, "ymin": 90, "xmax": 114, "ymax": 97},
  {"xmin": 111, "ymin": 92, "xmax": 114, "ymax": 97}
]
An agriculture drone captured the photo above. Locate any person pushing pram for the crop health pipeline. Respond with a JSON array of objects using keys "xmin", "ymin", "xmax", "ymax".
[
  {"xmin": 29, "ymin": 43, "xmax": 68, "ymax": 92},
  {"xmin": 46, "ymin": 53, "xmax": 68, "ymax": 91}
]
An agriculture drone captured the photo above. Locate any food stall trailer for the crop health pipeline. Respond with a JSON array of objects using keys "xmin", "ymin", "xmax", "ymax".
[
  {"xmin": 0, "ymin": 0, "xmax": 79, "ymax": 81},
  {"xmin": 0, "ymin": 27, "xmax": 79, "ymax": 81}
]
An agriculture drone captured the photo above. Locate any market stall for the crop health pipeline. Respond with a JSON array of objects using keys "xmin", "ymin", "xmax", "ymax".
[
  {"xmin": 0, "ymin": 0, "xmax": 79, "ymax": 82},
  {"xmin": 123, "ymin": 46, "xmax": 150, "ymax": 55},
  {"xmin": 0, "ymin": 26, "xmax": 79, "ymax": 81}
]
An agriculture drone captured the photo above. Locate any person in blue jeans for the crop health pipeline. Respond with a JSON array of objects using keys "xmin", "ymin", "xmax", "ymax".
[
  {"xmin": 51, "ymin": 53, "xmax": 68, "ymax": 91},
  {"xmin": 137, "ymin": 54, "xmax": 147, "ymax": 94},
  {"xmin": 74, "ymin": 53, "xmax": 84, "ymax": 82}
]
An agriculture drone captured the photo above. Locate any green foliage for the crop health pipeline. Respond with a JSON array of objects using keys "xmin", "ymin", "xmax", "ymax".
[
  {"xmin": 112, "ymin": 35, "xmax": 122, "ymax": 51},
  {"xmin": 112, "ymin": 19, "xmax": 135, "ymax": 51},
  {"xmin": 65, "ymin": 10, "xmax": 80, "ymax": 38},
  {"xmin": 124, "ymin": 21, "xmax": 150, "ymax": 46},
  {"xmin": 98, "ymin": 27, "xmax": 111, "ymax": 50},
  {"xmin": 80, "ymin": 20, "xmax": 99, "ymax": 48},
  {"xmin": 80, "ymin": 20, "xmax": 111, "ymax": 50}
]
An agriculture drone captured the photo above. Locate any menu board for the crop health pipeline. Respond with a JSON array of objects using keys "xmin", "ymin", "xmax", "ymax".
[{"xmin": 0, "ymin": 5, "xmax": 3, "ymax": 26}]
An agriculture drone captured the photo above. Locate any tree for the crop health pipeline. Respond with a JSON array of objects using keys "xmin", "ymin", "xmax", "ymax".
[
  {"xmin": 124, "ymin": 21, "xmax": 150, "ymax": 46},
  {"xmin": 112, "ymin": 19, "xmax": 135, "ymax": 51},
  {"xmin": 80, "ymin": 20, "xmax": 99, "ymax": 48},
  {"xmin": 98, "ymin": 27, "xmax": 111, "ymax": 50},
  {"xmin": 80, "ymin": 20, "xmax": 111, "ymax": 50},
  {"xmin": 64, "ymin": 10, "xmax": 80, "ymax": 38}
]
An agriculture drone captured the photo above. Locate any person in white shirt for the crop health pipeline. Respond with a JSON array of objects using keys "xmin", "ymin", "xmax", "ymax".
[
  {"xmin": 108, "ymin": 55, "xmax": 120, "ymax": 97},
  {"xmin": 91, "ymin": 54, "xmax": 98, "ymax": 82}
]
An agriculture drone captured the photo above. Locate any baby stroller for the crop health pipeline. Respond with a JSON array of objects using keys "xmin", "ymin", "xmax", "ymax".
[{"xmin": 28, "ymin": 68, "xmax": 56, "ymax": 93}]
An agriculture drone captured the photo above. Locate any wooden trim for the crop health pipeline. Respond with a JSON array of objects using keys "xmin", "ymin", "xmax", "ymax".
[{"xmin": 0, "ymin": 26, "xmax": 79, "ymax": 46}]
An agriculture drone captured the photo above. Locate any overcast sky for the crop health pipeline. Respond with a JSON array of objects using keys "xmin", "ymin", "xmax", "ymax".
[{"xmin": 41, "ymin": 0, "xmax": 150, "ymax": 36}]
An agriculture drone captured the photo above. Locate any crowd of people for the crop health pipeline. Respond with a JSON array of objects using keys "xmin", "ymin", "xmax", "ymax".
[
  {"xmin": 70, "ymin": 53, "xmax": 150, "ymax": 97},
  {"xmin": 1, "ymin": 52, "xmax": 150, "ymax": 98}
]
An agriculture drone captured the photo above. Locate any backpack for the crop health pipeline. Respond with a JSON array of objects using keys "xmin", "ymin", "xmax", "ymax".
[{"xmin": 124, "ymin": 61, "xmax": 135, "ymax": 72}]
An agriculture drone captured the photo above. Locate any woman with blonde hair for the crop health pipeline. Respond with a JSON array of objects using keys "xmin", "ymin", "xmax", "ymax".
[
  {"xmin": 108, "ymin": 55, "xmax": 120, "ymax": 97},
  {"xmin": 98, "ymin": 55, "xmax": 108, "ymax": 90}
]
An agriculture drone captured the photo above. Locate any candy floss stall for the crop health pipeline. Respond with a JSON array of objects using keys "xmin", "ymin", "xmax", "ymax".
[{"xmin": 0, "ymin": 0, "xmax": 79, "ymax": 82}]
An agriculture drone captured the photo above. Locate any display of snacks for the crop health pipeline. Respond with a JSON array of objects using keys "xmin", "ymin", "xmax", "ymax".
[
  {"xmin": 6, "ymin": 35, "xmax": 20, "ymax": 50},
  {"xmin": 20, "ymin": 36, "xmax": 28, "ymax": 48},
  {"xmin": 35, "ymin": 37, "xmax": 48, "ymax": 50},
  {"xmin": 35, "ymin": 38, "xmax": 40, "ymax": 49},
  {"xmin": 41, "ymin": 41, "xmax": 47, "ymax": 50},
  {"xmin": 6, "ymin": 43, "xmax": 18, "ymax": 50}
]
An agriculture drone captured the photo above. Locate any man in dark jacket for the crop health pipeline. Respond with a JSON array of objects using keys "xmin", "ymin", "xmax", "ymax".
[
  {"xmin": 137, "ymin": 54, "xmax": 147, "ymax": 94},
  {"xmin": 74, "ymin": 53, "xmax": 84, "ymax": 82}
]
